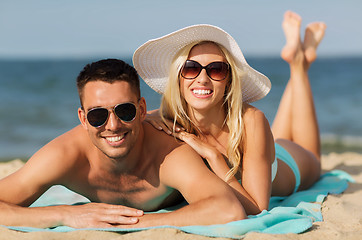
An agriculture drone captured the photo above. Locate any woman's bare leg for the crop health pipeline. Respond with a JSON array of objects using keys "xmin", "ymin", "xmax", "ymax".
[
  {"xmin": 271, "ymin": 11, "xmax": 326, "ymax": 195},
  {"xmin": 272, "ymin": 11, "xmax": 326, "ymax": 159},
  {"xmin": 272, "ymin": 11, "xmax": 301, "ymax": 141},
  {"xmin": 304, "ymin": 22, "xmax": 327, "ymax": 63}
]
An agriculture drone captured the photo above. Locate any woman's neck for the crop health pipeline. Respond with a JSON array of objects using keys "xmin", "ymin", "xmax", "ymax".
[
  {"xmin": 189, "ymin": 106, "xmax": 229, "ymax": 156},
  {"xmin": 189, "ymin": 106, "xmax": 227, "ymax": 136}
]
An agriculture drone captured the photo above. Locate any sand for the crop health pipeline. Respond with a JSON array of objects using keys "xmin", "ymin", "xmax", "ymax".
[{"xmin": 1, "ymin": 153, "xmax": 362, "ymax": 240}]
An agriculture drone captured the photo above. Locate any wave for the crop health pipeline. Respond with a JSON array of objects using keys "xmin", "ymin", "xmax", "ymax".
[{"xmin": 321, "ymin": 133, "xmax": 362, "ymax": 154}]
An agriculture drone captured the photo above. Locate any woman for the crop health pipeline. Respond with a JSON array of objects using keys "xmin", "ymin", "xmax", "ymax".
[{"xmin": 133, "ymin": 11, "xmax": 326, "ymax": 215}]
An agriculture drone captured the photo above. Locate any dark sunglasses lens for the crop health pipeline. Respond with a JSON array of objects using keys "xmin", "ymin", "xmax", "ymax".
[
  {"xmin": 115, "ymin": 103, "xmax": 137, "ymax": 122},
  {"xmin": 207, "ymin": 62, "xmax": 229, "ymax": 80},
  {"xmin": 87, "ymin": 108, "xmax": 109, "ymax": 127},
  {"xmin": 181, "ymin": 61, "xmax": 202, "ymax": 79}
]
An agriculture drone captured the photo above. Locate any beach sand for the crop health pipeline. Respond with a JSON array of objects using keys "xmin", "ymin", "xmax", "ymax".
[{"xmin": 1, "ymin": 153, "xmax": 362, "ymax": 240}]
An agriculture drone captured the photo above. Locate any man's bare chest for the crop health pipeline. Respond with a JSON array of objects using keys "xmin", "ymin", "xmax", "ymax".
[{"xmin": 73, "ymin": 173, "xmax": 176, "ymax": 211}]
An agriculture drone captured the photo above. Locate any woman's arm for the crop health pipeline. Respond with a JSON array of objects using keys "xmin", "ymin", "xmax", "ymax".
[
  {"xmin": 240, "ymin": 108, "xmax": 275, "ymax": 213},
  {"xmin": 176, "ymin": 131, "xmax": 266, "ymax": 215},
  {"xmin": 176, "ymin": 108, "xmax": 275, "ymax": 215}
]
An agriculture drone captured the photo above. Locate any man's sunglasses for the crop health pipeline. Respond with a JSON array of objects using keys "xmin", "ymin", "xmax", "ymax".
[
  {"xmin": 180, "ymin": 60, "xmax": 230, "ymax": 81},
  {"xmin": 86, "ymin": 102, "xmax": 137, "ymax": 128}
]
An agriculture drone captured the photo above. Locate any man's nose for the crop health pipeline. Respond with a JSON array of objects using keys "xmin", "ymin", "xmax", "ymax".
[{"xmin": 105, "ymin": 111, "xmax": 123, "ymax": 130}]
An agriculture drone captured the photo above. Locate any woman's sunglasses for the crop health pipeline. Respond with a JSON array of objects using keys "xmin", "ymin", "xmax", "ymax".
[
  {"xmin": 180, "ymin": 60, "xmax": 230, "ymax": 81},
  {"xmin": 86, "ymin": 102, "xmax": 137, "ymax": 128}
]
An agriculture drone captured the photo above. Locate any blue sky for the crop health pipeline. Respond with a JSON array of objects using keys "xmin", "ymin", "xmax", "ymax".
[{"xmin": 1, "ymin": 0, "xmax": 361, "ymax": 59}]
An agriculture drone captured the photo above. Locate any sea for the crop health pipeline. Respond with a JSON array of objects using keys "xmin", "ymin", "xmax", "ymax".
[{"xmin": 1, "ymin": 56, "xmax": 362, "ymax": 162}]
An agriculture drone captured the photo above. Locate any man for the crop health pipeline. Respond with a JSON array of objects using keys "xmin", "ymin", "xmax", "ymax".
[{"xmin": 0, "ymin": 59, "xmax": 245, "ymax": 228}]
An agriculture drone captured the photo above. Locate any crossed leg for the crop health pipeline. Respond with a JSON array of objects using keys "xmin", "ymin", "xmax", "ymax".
[{"xmin": 271, "ymin": 11, "xmax": 327, "ymax": 195}]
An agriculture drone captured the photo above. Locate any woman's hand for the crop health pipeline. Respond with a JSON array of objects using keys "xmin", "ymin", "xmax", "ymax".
[
  {"xmin": 175, "ymin": 131, "xmax": 233, "ymax": 179},
  {"xmin": 145, "ymin": 109, "xmax": 182, "ymax": 135},
  {"xmin": 175, "ymin": 132, "xmax": 216, "ymax": 160}
]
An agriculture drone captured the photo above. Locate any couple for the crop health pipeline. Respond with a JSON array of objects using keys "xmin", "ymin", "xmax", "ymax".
[{"xmin": 0, "ymin": 11, "xmax": 326, "ymax": 228}]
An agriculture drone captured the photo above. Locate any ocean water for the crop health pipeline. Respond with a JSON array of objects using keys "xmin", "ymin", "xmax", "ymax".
[{"xmin": 0, "ymin": 56, "xmax": 361, "ymax": 161}]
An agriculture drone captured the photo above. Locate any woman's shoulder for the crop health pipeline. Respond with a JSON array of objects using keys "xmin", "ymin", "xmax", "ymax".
[
  {"xmin": 242, "ymin": 103, "xmax": 273, "ymax": 144},
  {"xmin": 242, "ymin": 103, "xmax": 267, "ymax": 124}
]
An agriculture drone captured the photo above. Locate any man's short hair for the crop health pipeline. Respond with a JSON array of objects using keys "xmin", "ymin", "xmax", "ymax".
[{"xmin": 76, "ymin": 59, "xmax": 140, "ymax": 106}]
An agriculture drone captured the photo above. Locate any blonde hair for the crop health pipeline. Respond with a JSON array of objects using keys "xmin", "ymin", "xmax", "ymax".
[{"xmin": 160, "ymin": 41, "xmax": 246, "ymax": 181}]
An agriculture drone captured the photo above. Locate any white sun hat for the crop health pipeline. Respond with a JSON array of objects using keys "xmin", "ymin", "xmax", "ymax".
[{"xmin": 133, "ymin": 24, "xmax": 271, "ymax": 103}]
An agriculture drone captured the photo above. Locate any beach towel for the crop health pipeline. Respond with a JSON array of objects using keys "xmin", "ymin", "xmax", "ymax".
[{"xmin": 3, "ymin": 170, "xmax": 354, "ymax": 239}]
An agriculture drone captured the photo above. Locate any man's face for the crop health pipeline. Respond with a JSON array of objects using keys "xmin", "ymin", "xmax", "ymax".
[{"xmin": 78, "ymin": 80, "xmax": 145, "ymax": 160}]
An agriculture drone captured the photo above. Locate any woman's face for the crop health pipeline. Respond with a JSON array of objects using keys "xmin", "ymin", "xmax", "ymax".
[{"xmin": 180, "ymin": 42, "xmax": 229, "ymax": 113}]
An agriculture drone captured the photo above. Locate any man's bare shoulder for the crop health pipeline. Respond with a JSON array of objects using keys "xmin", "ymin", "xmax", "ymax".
[
  {"xmin": 54, "ymin": 125, "xmax": 90, "ymax": 147},
  {"xmin": 0, "ymin": 125, "xmax": 93, "ymax": 205},
  {"xmin": 43, "ymin": 125, "xmax": 90, "ymax": 157},
  {"xmin": 142, "ymin": 122, "xmax": 204, "ymax": 161},
  {"xmin": 142, "ymin": 122, "xmax": 198, "ymax": 168},
  {"xmin": 163, "ymin": 143, "xmax": 200, "ymax": 166},
  {"xmin": 142, "ymin": 122, "xmax": 182, "ymax": 151},
  {"xmin": 25, "ymin": 125, "xmax": 93, "ymax": 179}
]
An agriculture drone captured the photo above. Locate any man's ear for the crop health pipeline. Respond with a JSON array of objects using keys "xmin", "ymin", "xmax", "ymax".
[
  {"xmin": 78, "ymin": 107, "xmax": 88, "ymax": 129},
  {"xmin": 138, "ymin": 97, "xmax": 147, "ymax": 121}
]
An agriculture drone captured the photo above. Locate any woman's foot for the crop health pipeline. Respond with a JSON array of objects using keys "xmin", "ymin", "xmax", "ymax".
[
  {"xmin": 303, "ymin": 22, "xmax": 327, "ymax": 63},
  {"xmin": 281, "ymin": 11, "xmax": 303, "ymax": 63}
]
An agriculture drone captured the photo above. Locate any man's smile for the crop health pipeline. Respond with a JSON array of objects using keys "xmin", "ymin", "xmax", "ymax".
[{"xmin": 104, "ymin": 133, "xmax": 127, "ymax": 145}]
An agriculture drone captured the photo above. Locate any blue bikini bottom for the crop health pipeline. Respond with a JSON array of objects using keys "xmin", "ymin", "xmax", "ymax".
[{"xmin": 274, "ymin": 143, "xmax": 301, "ymax": 193}]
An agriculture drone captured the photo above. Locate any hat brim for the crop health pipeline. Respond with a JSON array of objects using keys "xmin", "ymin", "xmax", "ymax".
[{"xmin": 133, "ymin": 24, "xmax": 271, "ymax": 103}]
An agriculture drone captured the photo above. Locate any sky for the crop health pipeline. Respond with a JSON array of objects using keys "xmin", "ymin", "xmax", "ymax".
[{"xmin": 1, "ymin": 0, "xmax": 362, "ymax": 59}]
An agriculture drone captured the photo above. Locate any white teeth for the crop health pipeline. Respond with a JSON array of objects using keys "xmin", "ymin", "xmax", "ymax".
[
  {"xmin": 193, "ymin": 89, "xmax": 211, "ymax": 95},
  {"xmin": 106, "ymin": 135, "xmax": 124, "ymax": 142}
]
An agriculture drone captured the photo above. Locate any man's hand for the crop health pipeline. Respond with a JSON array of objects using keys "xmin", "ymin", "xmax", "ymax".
[
  {"xmin": 60, "ymin": 203, "xmax": 144, "ymax": 228},
  {"xmin": 0, "ymin": 201, "xmax": 143, "ymax": 229}
]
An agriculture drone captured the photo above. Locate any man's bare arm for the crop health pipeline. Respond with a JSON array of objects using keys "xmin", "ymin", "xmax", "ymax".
[
  {"xmin": 128, "ymin": 144, "xmax": 246, "ymax": 228},
  {"xmin": 0, "ymin": 201, "xmax": 143, "ymax": 228},
  {"xmin": 0, "ymin": 126, "xmax": 143, "ymax": 228}
]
